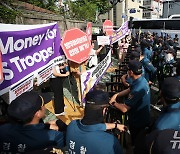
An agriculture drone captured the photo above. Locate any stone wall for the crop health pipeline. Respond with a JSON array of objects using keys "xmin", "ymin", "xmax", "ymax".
[{"xmin": 15, "ymin": 10, "xmax": 86, "ymax": 36}]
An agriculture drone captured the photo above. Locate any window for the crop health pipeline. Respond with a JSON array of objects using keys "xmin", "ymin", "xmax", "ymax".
[{"xmin": 169, "ymin": 4, "xmax": 174, "ymax": 9}]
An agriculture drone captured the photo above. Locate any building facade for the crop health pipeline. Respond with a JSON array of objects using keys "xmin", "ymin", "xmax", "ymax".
[
  {"xmin": 163, "ymin": 0, "xmax": 180, "ymax": 18},
  {"xmin": 99, "ymin": 0, "xmax": 143, "ymax": 27},
  {"xmin": 143, "ymin": 0, "xmax": 163, "ymax": 19}
]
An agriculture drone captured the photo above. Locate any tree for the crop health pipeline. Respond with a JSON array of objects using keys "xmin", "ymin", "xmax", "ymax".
[
  {"xmin": 65, "ymin": 0, "xmax": 112, "ymax": 22},
  {"xmin": 19, "ymin": 0, "xmax": 59, "ymax": 12},
  {"xmin": 0, "ymin": 0, "xmax": 19, "ymax": 23}
]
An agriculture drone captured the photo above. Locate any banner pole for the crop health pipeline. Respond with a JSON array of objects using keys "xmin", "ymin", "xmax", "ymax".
[{"xmin": 67, "ymin": 75, "xmax": 76, "ymax": 112}]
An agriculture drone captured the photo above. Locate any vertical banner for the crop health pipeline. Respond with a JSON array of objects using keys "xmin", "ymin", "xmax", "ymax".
[
  {"xmin": 81, "ymin": 50, "xmax": 112, "ymax": 102},
  {"xmin": 0, "ymin": 23, "xmax": 64, "ymax": 102},
  {"xmin": 110, "ymin": 21, "xmax": 129, "ymax": 44},
  {"xmin": 0, "ymin": 51, "xmax": 3, "ymax": 82}
]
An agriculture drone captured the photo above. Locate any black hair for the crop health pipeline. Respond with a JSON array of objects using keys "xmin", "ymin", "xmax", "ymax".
[{"xmin": 58, "ymin": 63, "xmax": 64, "ymax": 66}]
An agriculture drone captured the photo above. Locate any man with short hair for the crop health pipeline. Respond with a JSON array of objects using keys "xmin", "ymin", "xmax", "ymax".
[
  {"xmin": 66, "ymin": 90, "xmax": 126, "ymax": 154},
  {"xmin": 0, "ymin": 91, "xmax": 65, "ymax": 153}
]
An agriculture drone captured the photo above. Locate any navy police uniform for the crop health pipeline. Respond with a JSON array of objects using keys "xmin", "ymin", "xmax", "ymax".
[
  {"xmin": 125, "ymin": 76, "xmax": 150, "ymax": 141},
  {"xmin": 66, "ymin": 120, "xmax": 123, "ymax": 154},
  {"xmin": 143, "ymin": 47, "xmax": 153, "ymax": 60},
  {"xmin": 154, "ymin": 102, "xmax": 180, "ymax": 130},
  {"xmin": 154, "ymin": 77, "xmax": 180, "ymax": 131},
  {"xmin": 0, "ymin": 123, "xmax": 65, "ymax": 153},
  {"xmin": 125, "ymin": 76, "xmax": 150, "ymax": 128},
  {"xmin": 141, "ymin": 57, "xmax": 156, "ymax": 82}
]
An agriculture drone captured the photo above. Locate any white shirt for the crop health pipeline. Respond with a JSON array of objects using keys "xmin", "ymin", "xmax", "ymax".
[
  {"xmin": 88, "ymin": 49, "xmax": 98, "ymax": 67},
  {"xmin": 51, "ymin": 65, "xmax": 60, "ymax": 78}
]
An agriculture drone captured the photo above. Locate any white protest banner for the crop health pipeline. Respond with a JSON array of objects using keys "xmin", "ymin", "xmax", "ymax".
[
  {"xmin": 9, "ymin": 75, "xmax": 34, "ymax": 103},
  {"xmin": 97, "ymin": 36, "xmax": 110, "ymax": 45},
  {"xmin": 81, "ymin": 50, "xmax": 112, "ymax": 102}
]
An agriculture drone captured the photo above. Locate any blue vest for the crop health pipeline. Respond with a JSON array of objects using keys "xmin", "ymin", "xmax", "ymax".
[{"xmin": 66, "ymin": 120, "xmax": 123, "ymax": 154}]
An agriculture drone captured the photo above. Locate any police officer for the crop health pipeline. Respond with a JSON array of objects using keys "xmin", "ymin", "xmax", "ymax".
[
  {"xmin": 110, "ymin": 60, "xmax": 150, "ymax": 153},
  {"xmin": 0, "ymin": 92, "xmax": 65, "ymax": 153},
  {"xmin": 140, "ymin": 40, "xmax": 153, "ymax": 61},
  {"xmin": 121, "ymin": 50, "xmax": 145, "ymax": 87},
  {"xmin": 154, "ymin": 77, "xmax": 180, "ymax": 130},
  {"xmin": 66, "ymin": 90, "xmax": 126, "ymax": 154},
  {"xmin": 140, "ymin": 51, "xmax": 157, "ymax": 84}
]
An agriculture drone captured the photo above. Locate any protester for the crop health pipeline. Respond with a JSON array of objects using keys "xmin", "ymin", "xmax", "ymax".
[
  {"xmin": 110, "ymin": 60, "xmax": 150, "ymax": 153},
  {"xmin": 0, "ymin": 91, "xmax": 65, "ymax": 153},
  {"xmin": 50, "ymin": 62, "xmax": 69, "ymax": 116},
  {"xmin": 87, "ymin": 40, "xmax": 104, "ymax": 68},
  {"xmin": 66, "ymin": 90, "xmax": 127, "ymax": 154},
  {"xmin": 153, "ymin": 77, "xmax": 180, "ymax": 130},
  {"xmin": 118, "ymin": 38, "xmax": 129, "ymax": 63},
  {"xmin": 69, "ymin": 60, "xmax": 87, "ymax": 105}
]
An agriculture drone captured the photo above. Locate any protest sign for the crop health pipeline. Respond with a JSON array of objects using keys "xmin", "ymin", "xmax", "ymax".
[
  {"xmin": 81, "ymin": 50, "xmax": 111, "ymax": 102},
  {"xmin": 97, "ymin": 36, "xmax": 110, "ymax": 45},
  {"xmin": 61, "ymin": 28, "xmax": 91, "ymax": 64},
  {"xmin": 0, "ymin": 23, "xmax": 64, "ymax": 101},
  {"xmin": 110, "ymin": 21, "xmax": 129, "ymax": 44},
  {"xmin": 9, "ymin": 75, "xmax": 34, "ymax": 103},
  {"xmin": 103, "ymin": 20, "xmax": 113, "ymax": 36},
  {"xmin": 86, "ymin": 22, "xmax": 92, "ymax": 43}
]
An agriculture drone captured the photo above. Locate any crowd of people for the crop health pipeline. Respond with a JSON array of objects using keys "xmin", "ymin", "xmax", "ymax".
[{"xmin": 0, "ymin": 31, "xmax": 179, "ymax": 154}]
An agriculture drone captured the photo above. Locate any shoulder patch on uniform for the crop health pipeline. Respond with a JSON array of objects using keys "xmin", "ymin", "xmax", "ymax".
[{"xmin": 128, "ymin": 93, "xmax": 134, "ymax": 100}]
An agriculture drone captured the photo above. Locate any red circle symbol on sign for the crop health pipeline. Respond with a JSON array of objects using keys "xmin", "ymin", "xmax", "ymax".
[
  {"xmin": 61, "ymin": 28, "xmax": 91, "ymax": 64},
  {"xmin": 103, "ymin": 20, "xmax": 113, "ymax": 36}
]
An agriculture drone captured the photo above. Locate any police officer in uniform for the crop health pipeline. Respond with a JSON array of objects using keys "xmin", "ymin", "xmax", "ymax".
[
  {"xmin": 66, "ymin": 90, "xmax": 126, "ymax": 154},
  {"xmin": 110, "ymin": 60, "xmax": 150, "ymax": 153},
  {"xmin": 140, "ymin": 52, "xmax": 157, "ymax": 84},
  {"xmin": 0, "ymin": 92, "xmax": 65, "ymax": 153},
  {"xmin": 154, "ymin": 77, "xmax": 180, "ymax": 130}
]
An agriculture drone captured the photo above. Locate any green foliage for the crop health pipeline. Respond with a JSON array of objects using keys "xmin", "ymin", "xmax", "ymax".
[
  {"xmin": 0, "ymin": 0, "xmax": 19, "ymax": 23},
  {"xmin": 66, "ymin": 0, "xmax": 111, "ymax": 22},
  {"xmin": 20, "ymin": 0, "xmax": 59, "ymax": 12},
  {"xmin": 0, "ymin": 6, "xmax": 18, "ymax": 23}
]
